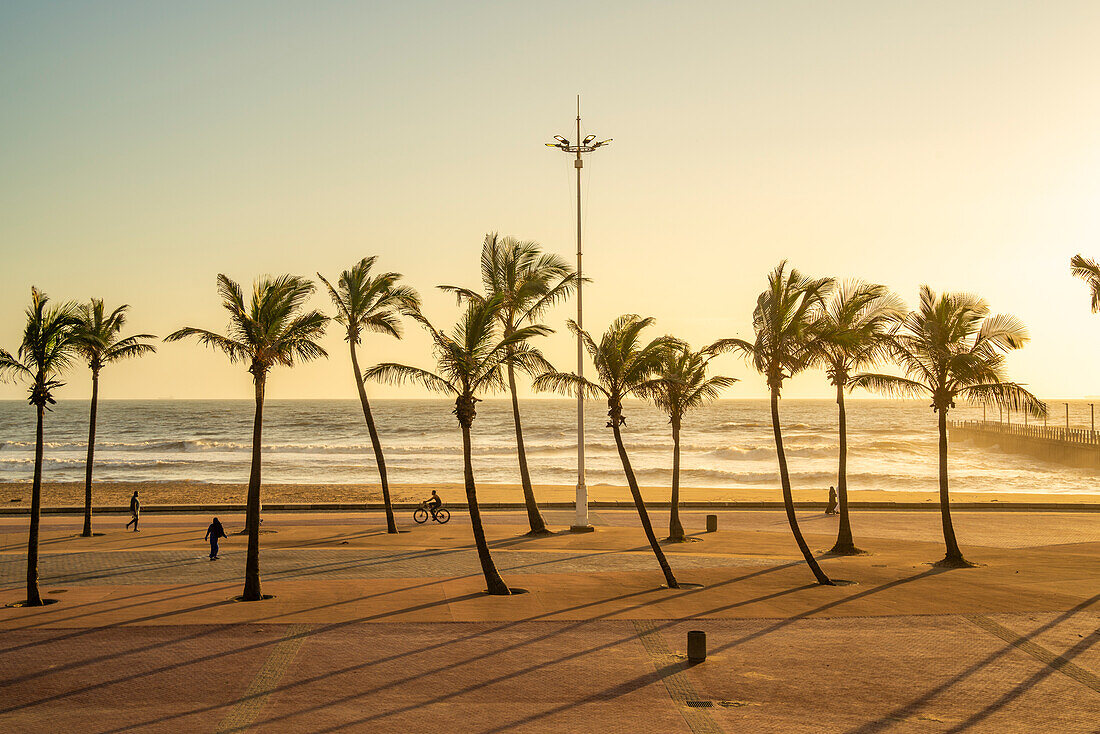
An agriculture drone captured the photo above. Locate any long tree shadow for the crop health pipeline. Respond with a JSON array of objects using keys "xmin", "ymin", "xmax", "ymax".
[{"xmin": 847, "ymin": 593, "xmax": 1100, "ymax": 734}]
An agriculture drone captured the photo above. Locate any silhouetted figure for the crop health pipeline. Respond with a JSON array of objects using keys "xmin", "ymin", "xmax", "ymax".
[
  {"xmin": 825, "ymin": 486, "xmax": 838, "ymax": 515},
  {"xmin": 205, "ymin": 517, "xmax": 227, "ymax": 560},
  {"xmin": 125, "ymin": 491, "xmax": 140, "ymax": 531},
  {"xmin": 426, "ymin": 490, "xmax": 442, "ymax": 519}
]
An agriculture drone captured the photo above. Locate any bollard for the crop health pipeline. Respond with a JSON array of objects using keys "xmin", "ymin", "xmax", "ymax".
[
  {"xmin": 705, "ymin": 514, "xmax": 718, "ymax": 533},
  {"xmin": 687, "ymin": 630, "xmax": 707, "ymax": 663}
]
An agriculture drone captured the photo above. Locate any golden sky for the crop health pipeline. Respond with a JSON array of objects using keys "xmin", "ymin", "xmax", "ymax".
[{"xmin": 2, "ymin": 1, "xmax": 1100, "ymax": 401}]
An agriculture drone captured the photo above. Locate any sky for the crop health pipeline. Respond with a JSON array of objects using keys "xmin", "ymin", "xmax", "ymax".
[{"xmin": 2, "ymin": 1, "xmax": 1100, "ymax": 401}]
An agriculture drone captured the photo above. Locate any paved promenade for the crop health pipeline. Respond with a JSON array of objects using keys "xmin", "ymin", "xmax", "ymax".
[{"xmin": 1, "ymin": 508, "xmax": 1097, "ymax": 732}]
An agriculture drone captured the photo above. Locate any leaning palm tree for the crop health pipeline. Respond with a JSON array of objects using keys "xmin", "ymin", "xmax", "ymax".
[
  {"xmin": 719, "ymin": 262, "xmax": 836, "ymax": 585},
  {"xmin": 318, "ymin": 257, "xmax": 420, "ymax": 534},
  {"xmin": 809, "ymin": 282, "xmax": 904, "ymax": 555},
  {"xmin": 365, "ymin": 295, "xmax": 549, "ymax": 595},
  {"xmin": 643, "ymin": 342, "xmax": 737, "ymax": 542},
  {"xmin": 1070, "ymin": 254, "xmax": 1100, "ymax": 311},
  {"xmin": 850, "ymin": 286, "xmax": 1045, "ymax": 567},
  {"xmin": 534, "ymin": 315, "xmax": 682, "ymax": 589},
  {"xmin": 440, "ymin": 234, "xmax": 579, "ymax": 535},
  {"xmin": 73, "ymin": 300, "xmax": 157, "ymax": 538},
  {"xmin": 165, "ymin": 274, "xmax": 327, "ymax": 601},
  {"xmin": 0, "ymin": 288, "xmax": 80, "ymax": 606}
]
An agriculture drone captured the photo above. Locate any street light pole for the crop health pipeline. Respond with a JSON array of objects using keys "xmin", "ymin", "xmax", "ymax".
[{"xmin": 547, "ymin": 97, "xmax": 611, "ymax": 533}]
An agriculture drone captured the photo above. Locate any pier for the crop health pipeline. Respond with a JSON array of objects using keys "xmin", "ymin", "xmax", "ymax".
[{"xmin": 949, "ymin": 419, "xmax": 1100, "ymax": 468}]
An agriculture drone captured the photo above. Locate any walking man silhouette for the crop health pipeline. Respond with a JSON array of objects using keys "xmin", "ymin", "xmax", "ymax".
[{"xmin": 125, "ymin": 491, "xmax": 140, "ymax": 531}]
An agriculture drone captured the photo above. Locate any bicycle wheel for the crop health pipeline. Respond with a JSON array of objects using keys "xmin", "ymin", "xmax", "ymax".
[
  {"xmin": 413, "ymin": 508, "xmax": 429, "ymax": 524},
  {"xmin": 435, "ymin": 508, "xmax": 451, "ymax": 524}
]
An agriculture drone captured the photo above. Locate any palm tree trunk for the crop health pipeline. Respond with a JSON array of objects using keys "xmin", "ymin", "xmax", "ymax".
[
  {"xmin": 241, "ymin": 375, "xmax": 265, "ymax": 601},
  {"xmin": 350, "ymin": 343, "xmax": 397, "ymax": 534},
  {"xmin": 771, "ymin": 389, "xmax": 833, "ymax": 585},
  {"xmin": 81, "ymin": 370, "xmax": 99, "ymax": 538},
  {"xmin": 508, "ymin": 361, "xmax": 548, "ymax": 535},
  {"xmin": 25, "ymin": 404, "xmax": 45, "ymax": 606},
  {"xmin": 936, "ymin": 408, "xmax": 969, "ymax": 567},
  {"xmin": 611, "ymin": 417, "xmax": 679, "ymax": 588},
  {"xmin": 668, "ymin": 420, "xmax": 685, "ymax": 541},
  {"xmin": 830, "ymin": 381, "xmax": 861, "ymax": 555},
  {"xmin": 461, "ymin": 420, "xmax": 511, "ymax": 595}
]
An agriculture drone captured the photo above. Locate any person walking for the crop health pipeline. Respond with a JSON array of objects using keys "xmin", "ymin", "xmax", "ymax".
[
  {"xmin": 205, "ymin": 517, "xmax": 227, "ymax": 560},
  {"xmin": 825, "ymin": 486, "xmax": 839, "ymax": 515},
  {"xmin": 125, "ymin": 491, "xmax": 140, "ymax": 531}
]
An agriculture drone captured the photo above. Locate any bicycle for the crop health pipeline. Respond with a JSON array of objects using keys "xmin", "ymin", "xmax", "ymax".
[{"xmin": 413, "ymin": 503, "xmax": 451, "ymax": 524}]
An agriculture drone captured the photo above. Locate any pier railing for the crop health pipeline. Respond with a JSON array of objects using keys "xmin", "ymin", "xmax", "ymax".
[{"xmin": 949, "ymin": 420, "xmax": 1100, "ymax": 447}]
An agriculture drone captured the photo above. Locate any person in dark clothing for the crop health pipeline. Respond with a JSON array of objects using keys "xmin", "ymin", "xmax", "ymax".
[
  {"xmin": 825, "ymin": 486, "xmax": 839, "ymax": 515},
  {"xmin": 426, "ymin": 490, "xmax": 442, "ymax": 519},
  {"xmin": 205, "ymin": 517, "xmax": 227, "ymax": 560},
  {"xmin": 125, "ymin": 491, "xmax": 140, "ymax": 531}
]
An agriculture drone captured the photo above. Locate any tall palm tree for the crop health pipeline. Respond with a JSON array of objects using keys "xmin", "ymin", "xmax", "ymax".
[
  {"xmin": 850, "ymin": 286, "xmax": 1045, "ymax": 567},
  {"xmin": 534, "ymin": 315, "xmax": 682, "ymax": 589},
  {"xmin": 440, "ymin": 234, "xmax": 579, "ymax": 536},
  {"xmin": 1070, "ymin": 254, "xmax": 1100, "ymax": 311},
  {"xmin": 73, "ymin": 300, "xmax": 157, "ymax": 538},
  {"xmin": 318, "ymin": 257, "xmax": 420, "ymax": 534},
  {"xmin": 365, "ymin": 296, "xmax": 549, "ymax": 595},
  {"xmin": 0, "ymin": 288, "xmax": 80, "ymax": 606},
  {"xmin": 643, "ymin": 342, "xmax": 737, "ymax": 542},
  {"xmin": 719, "ymin": 262, "xmax": 836, "ymax": 586},
  {"xmin": 809, "ymin": 282, "xmax": 904, "ymax": 555},
  {"xmin": 165, "ymin": 274, "xmax": 327, "ymax": 601}
]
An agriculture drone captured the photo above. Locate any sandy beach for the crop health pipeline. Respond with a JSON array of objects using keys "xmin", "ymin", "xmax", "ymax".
[{"xmin": 2, "ymin": 481, "xmax": 1099, "ymax": 510}]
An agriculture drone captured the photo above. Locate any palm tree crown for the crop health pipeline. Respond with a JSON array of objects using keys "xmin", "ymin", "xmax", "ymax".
[
  {"xmin": 1070, "ymin": 254, "xmax": 1100, "ymax": 312},
  {"xmin": 164, "ymin": 274, "xmax": 328, "ymax": 375},
  {"xmin": 644, "ymin": 342, "xmax": 737, "ymax": 429},
  {"xmin": 849, "ymin": 286, "xmax": 1046, "ymax": 416},
  {"xmin": 318, "ymin": 256, "xmax": 420, "ymax": 344},
  {"xmin": 74, "ymin": 299, "xmax": 158, "ymax": 373},
  {"xmin": 811, "ymin": 282, "xmax": 905, "ymax": 387},
  {"xmin": 0, "ymin": 288, "xmax": 81, "ymax": 407},
  {"xmin": 365, "ymin": 295, "xmax": 550, "ymax": 418}
]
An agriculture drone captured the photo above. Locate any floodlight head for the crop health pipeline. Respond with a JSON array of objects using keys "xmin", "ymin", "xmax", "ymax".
[
  {"xmin": 545, "ymin": 142, "xmax": 559, "ymax": 147},
  {"xmin": 596, "ymin": 139, "xmax": 613, "ymax": 147},
  {"xmin": 583, "ymin": 134, "xmax": 596, "ymax": 145},
  {"xmin": 554, "ymin": 135, "xmax": 569, "ymax": 144}
]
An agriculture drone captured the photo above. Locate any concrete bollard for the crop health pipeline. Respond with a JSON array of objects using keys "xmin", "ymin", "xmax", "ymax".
[
  {"xmin": 705, "ymin": 514, "xmax": 718, "ymax": 533},
  {"xmin": 687, "ymin": 630, "xmax": 707, "ymax": 663}
]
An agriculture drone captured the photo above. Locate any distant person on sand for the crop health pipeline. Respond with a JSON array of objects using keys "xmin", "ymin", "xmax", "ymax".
[
  {"xmin": 125, "ymin": 491, "xmax": 140, "ymax": 531},
  {"xmin": 825, "ymin": 486, "xmax": 838, "ymax": 515},
  {"xmin": 426, "ymin": 490, "xmax": 442, "ymax": 519},
  {"xmin": 205, "ymin": 517, "xmax": 227, "ymax": 560}
]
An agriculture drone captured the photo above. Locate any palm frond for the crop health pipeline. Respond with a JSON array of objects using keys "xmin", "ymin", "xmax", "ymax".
[
  {"xmin": 364, "ymin": 362, "xmax": 457, "ymax": 395},
  {"xmin": 532, "ymin": 371, "xmax": 607, "ymax": 400}
]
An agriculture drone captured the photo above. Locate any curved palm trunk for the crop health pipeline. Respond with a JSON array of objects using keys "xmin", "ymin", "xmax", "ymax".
[
  {"xmin": 770, "ymin": 389, "xmax": 833, "ymax": 585},
  {"xmin": 668, "ymin": 420, "xmax": 685, "ymax": 541},
  {"xmin": 241, "ymin": 376, "xmax": 265, "ymax": 601},
  {"xmin": 610, "ymin": 417, "xmax": 678, "ymax": 588},
  {"xmin": 936, "ymin": 408, "xmax": 969, "ymax": 566},
  {"xmin": 350, "ymin": 344, "xmax": 397, "ymax": 534},
  {"xmin": 81, "ymin": 370, "xmax": 99, "ymax": 537},
  {"xmin": 508, "ymin": 361, "xmax": 548, "ymax": 535},
  {"xmin": 26, "ymin": 403, "xmax": 45, "ymax": 606},
  {"xmin": 461, "ymin": 420, "xmax": 511, "ymax": 595},
  {"xmin": 829, "ymin": 382, "xmax": 861, "ymax": 554}
]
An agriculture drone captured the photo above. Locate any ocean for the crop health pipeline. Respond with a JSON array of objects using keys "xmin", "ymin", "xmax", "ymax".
[{"xmin": 0, "ymin": 398, "xmax": 1095, "ymax": 495}]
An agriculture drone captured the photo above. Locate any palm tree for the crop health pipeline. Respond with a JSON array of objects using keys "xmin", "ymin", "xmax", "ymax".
[
  {"xmin": 318, "ymin": 257, "xmax": 420, "ymax": 535},
  {"xmin": 534, "ymin": 315, "xmax": 682, "ymax": 589},
  {"xmin": 365, "ymin": 296, "xmax": 549, "ymax": 595},
  {"xmin": 1070, "ymin": 254, "xmax": 1100, "ymax": 311},
  {"xmin": 719, "ymin": 262, "xmax": 836, "ymax": 586},
  {"xmin": 644, "ymin": 342, "xmax": 737, "ymax": 542},
  {"xmin": 850, "ymin": 286, "xmax": 1045, "ymax": 567},
  {"xmin": 165, "ymin": 274, "xmax": 327, "ymax": 601},
  {"xmin": 440, "ymin": 234, "xmax": 579, "ymax": 536},
  {"xmin": 0, "ymin": 288, "xmax": 80, "ymax": 606},
  {"xmin": 810, "ymin": 282, "xmax": 904, "ymax": 555},
  {"xmin": 73, "ymin": 300, "xmax": 157, "ymax": 538}
]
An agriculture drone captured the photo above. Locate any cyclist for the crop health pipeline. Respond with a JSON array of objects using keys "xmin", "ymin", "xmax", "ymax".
[{"xmin": 425, "ymin": 490, "xmax": 443, "ymax": 519}]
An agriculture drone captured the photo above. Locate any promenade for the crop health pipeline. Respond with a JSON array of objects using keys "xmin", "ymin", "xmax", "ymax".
[{"xmin": 1, "ymin": 508, "xmax": 1097, "ymax": 732}]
